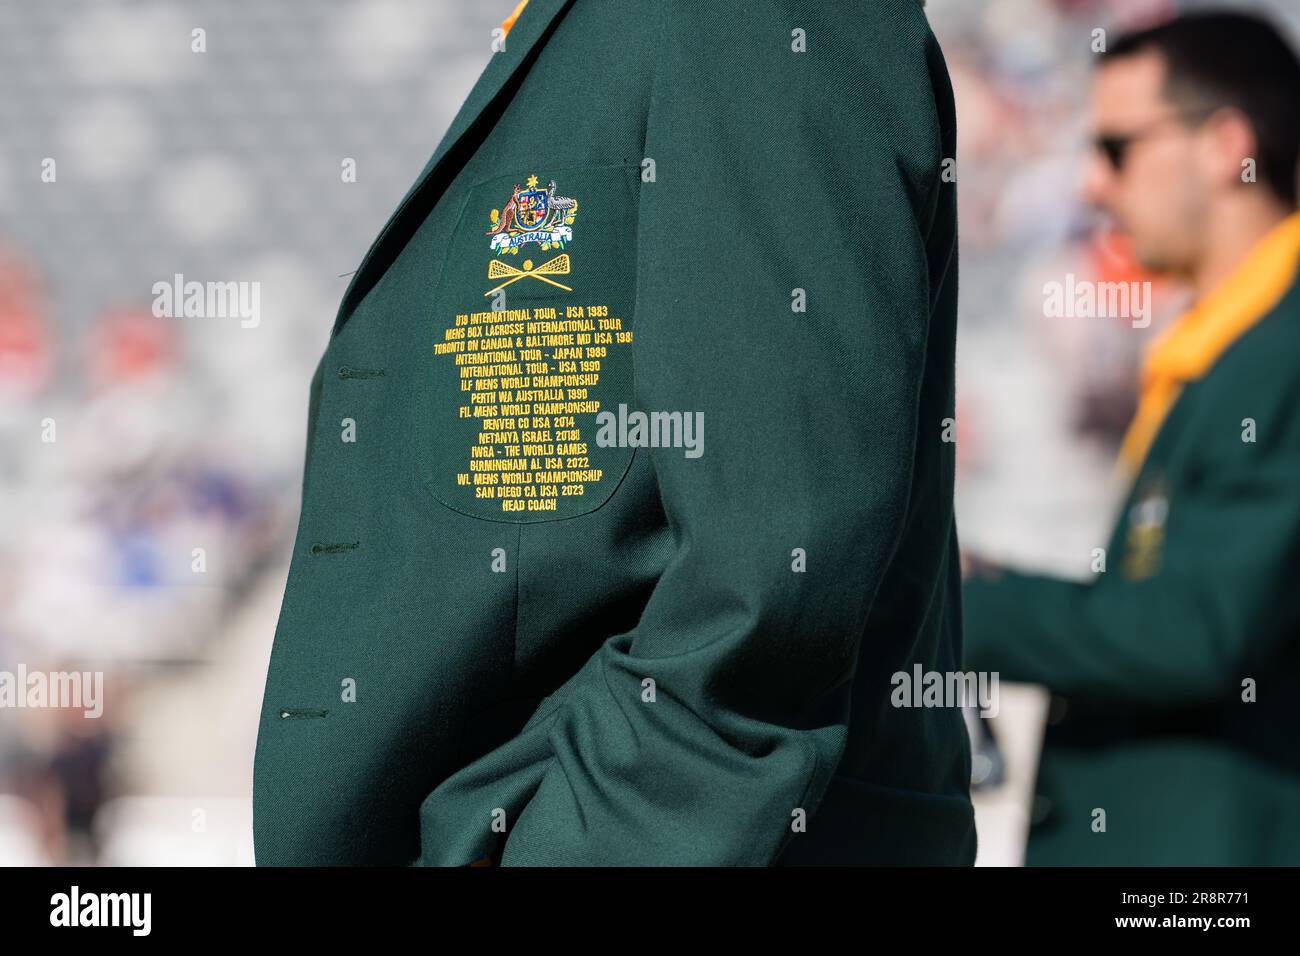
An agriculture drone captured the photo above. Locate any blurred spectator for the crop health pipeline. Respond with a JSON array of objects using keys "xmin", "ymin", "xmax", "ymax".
[{"xmin": 963, "ymin": 9, "xmax": 1300, "ymax": 865}]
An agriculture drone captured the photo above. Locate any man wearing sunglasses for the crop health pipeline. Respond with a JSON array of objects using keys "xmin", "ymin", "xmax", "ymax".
[{"xmin": 963, "ymin": 10, "xmax": 1300, "ymax": 865}]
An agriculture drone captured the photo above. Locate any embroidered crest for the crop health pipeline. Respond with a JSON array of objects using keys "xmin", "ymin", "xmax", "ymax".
[
  {"xmin": 486, "ymin": 174, "xmax": 578, "ymax": 256},
  {"xmin": 1121, "ymin": 478, "xmax": 1169, "ymax": 581}
]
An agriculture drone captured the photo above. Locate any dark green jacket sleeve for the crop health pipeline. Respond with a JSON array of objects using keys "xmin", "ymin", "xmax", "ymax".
[
  {"xmin": 497, "ymin": 1, "xmax": 948, "ymax": 865},
  {"xmin": 963, "ymin": 444, "xmax": 1300, "ymax": 706}
]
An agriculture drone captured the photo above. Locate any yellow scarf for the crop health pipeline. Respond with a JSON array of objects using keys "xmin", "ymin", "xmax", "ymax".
[
  {"xmin": 1117, "ymin": 210, "xmax": 1300, "ymax": 476},
  {"xmin": 501, "ymin": 0, "xmax": 529, "ymax": 39}
]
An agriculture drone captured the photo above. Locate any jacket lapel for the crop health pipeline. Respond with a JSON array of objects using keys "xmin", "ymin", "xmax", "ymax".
[{"xmin": 331, "ymin": 0, "xmax": 576, "ymax": 336}]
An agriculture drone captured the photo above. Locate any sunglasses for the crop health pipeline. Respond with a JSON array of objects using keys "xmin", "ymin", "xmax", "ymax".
[{"xmin": 1093, "ymin": 106, "xmax": 1218, "ymax": 171}]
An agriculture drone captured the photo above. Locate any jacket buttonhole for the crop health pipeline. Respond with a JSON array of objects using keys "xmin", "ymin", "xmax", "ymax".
[
  {"xmin": 337, "ymin": 366, "xmax": 386, "ymax": 380},
  {"xmin": 310, "ymin": 541, "xmax": 360, "ymax": 555}
]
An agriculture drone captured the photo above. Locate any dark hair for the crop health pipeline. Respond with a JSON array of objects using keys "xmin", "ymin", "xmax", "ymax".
[{"xmin": 1102, "ymin": 10, "xmax": 1300, "ymax": 206}]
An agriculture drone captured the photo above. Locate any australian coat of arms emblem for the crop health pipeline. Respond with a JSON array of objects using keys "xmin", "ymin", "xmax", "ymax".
[{"xmin": 486, "ymin": 174, "xmax": 578, "ymax": 255}]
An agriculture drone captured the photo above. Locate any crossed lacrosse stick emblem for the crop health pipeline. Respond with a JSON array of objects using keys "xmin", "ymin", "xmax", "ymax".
[{"xmin": 485, "ymin": 254, "xmax": 573, "ymax": 295}]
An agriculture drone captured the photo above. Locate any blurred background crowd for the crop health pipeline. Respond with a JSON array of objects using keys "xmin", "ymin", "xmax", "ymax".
[{"xmin": 1, "ymin": 0, "xmax": 1296, "ymax": 865}]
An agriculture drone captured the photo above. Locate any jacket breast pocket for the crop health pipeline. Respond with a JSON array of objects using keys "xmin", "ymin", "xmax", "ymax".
[{"xmin": 418, "ymin": 163, "xmax": 641, "ymax": 523}]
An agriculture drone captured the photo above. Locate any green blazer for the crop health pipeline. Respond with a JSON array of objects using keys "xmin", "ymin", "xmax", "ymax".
[
  {"xmin": 253, "ymin": 0, "xmax": 975, "ymax": 865},
  {"xmin": 963, "ymin": 274, "xmax": 1300, "ymax": 866}
]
